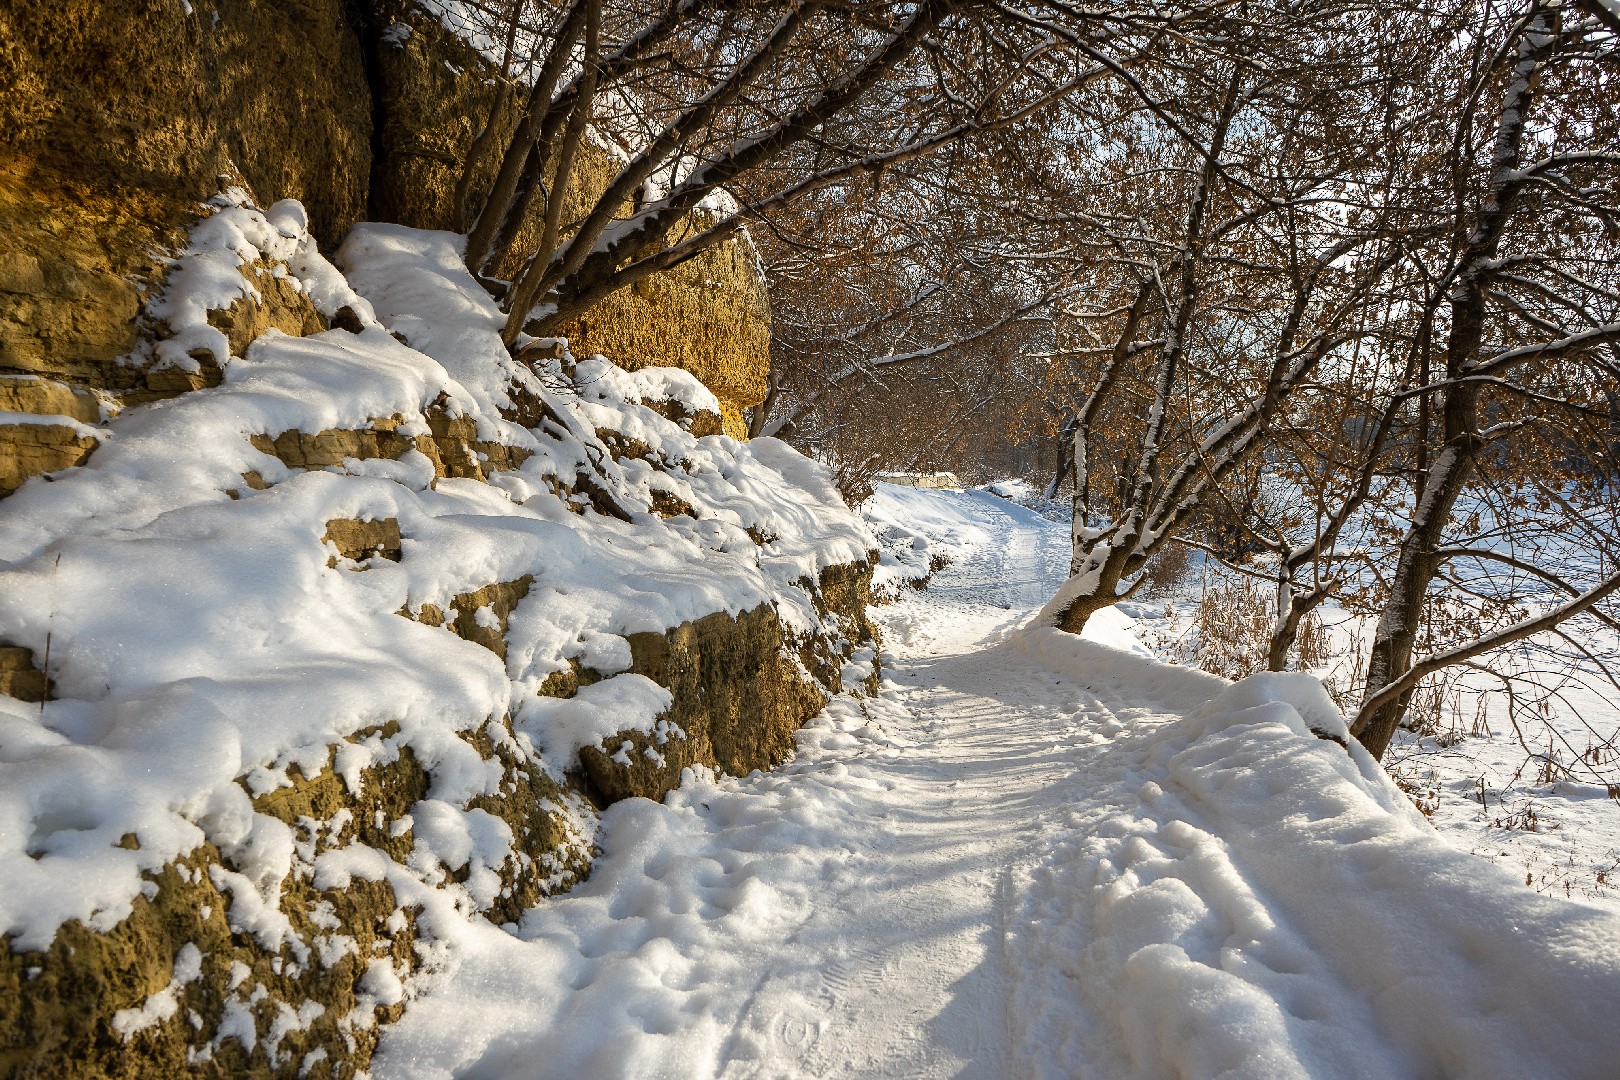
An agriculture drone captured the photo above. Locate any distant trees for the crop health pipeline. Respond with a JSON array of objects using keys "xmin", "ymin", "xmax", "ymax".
[
  {"xmin": 746, "ymin": 136, "xmax": 1068, "ymax": 481},
  {"xmin": 447, "ymin": 0, "xmax": 1126, "ymax": 348},
  {"xmin": 1026, "ymin": 0, "xmax": 1620, "ymax": 759}
]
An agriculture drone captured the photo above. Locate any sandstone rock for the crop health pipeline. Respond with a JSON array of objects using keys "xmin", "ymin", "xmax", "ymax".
[
  {"xmin": 205, "ymin": 264, "xmax": 327, "ymax": 361},
  {"xmin": 403, "ymin": 576, "xmax": 535, "ymax": 662},
  {"xmin": 0, "ymin": 0, "xmax": 371, "ymax": 248},
  {"xmin": 0, "ymin": 734, "xmax": 433, "ymax": 1079},
  {"xmin": 0, "ymin": 643, "xmax": 48, "ymax": 702},
  {"xmin": 0, "ymin": 419, "xmax": 99, "ymax": 497},
  {"xmin": 322, "ymin": 518, "xmax": 403, "ymax": 566},
  {"xmin": 556, "ymin": 229, "xmax": 772, "ymax": 438},
  {"xmin": 249, "ymin": 407, "xmax": 533, "ymax": 485},
  {"xmin": 0, "ymin": 373, "xmax": 108, "ymax": 424},
  {"xmin": 579, "ymin": 603, "xmax": 828, "ymax": 804}
]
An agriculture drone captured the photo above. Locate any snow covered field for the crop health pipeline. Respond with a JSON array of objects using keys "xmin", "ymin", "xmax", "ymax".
[{"xmin": 371, "ymin": 485, "xmax": 1620, "ymax": 1078}]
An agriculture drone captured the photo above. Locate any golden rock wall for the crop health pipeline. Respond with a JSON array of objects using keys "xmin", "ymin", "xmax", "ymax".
[{"xmin": 0, "ymin": 0, "xmax": 771, "ymax": 487}]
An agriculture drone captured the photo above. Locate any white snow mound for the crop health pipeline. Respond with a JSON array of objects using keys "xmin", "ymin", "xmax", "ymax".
[{"xmin": 1010, "ymin": 624, "xmax": 1620, "ymax": 1080}]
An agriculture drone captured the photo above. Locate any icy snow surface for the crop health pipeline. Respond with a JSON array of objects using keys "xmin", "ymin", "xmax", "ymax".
[{"xmin": 374, "ymin": 485, "xmax": 1620, "ymax": 1078}]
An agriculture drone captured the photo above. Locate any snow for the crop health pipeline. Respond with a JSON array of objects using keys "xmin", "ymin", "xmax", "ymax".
[
  {"xmin": 1114, "ymin": 477, "xmax": 1620, "ymax": 910},
  {"xmin": 0, "ymin": 201, "xmax": 874, "ymax": 952},
  {"xmin": 573, "ymin": 355, "xmax": 721, "ymax": 420},
  {"xmin": 516, "ymin": 674, "xmax": 673, "ymax": 770},
  {"xmin": 110, "ymin": 942, "xmax": 205, "ymax": 1040},
  {"xmin": 370, "ymin": 484, "xmax": 1620, "ymax": 1078},
  {"xmin": 862, "ymin": 483, "xmax": 1021, "ymax": 597}
]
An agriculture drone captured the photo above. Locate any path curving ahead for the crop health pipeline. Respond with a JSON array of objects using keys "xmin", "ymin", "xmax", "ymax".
[{"xmin": 374, "ymin": 488, "xmax": 1620, "ymax": 1080}]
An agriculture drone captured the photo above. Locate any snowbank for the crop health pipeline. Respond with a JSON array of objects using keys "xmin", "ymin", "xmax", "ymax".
[{"xmin": 1010, "ymin": 625, "xmax": 1620, "ymax": 1080}]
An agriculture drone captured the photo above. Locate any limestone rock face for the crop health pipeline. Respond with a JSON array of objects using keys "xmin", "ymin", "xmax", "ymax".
[
  {"xmin": 0, "ymin": 374, "xmax": 105, "ymax": 496},
  {"xmin": 0, "ymin": 644, "xmax": 48, "ymax": 702},
  {"xmin": 0, "ymin": 374, "xmax": 108, "ymax": 425},
  {"xmin": 204, "ymin": 266, "xmax": 329, "ymax": 363},
  {"xmin": 578, "ymin": 571, "xmax": 877, "ymax": 805},
  {"xmin": 0, "ymin": 0, "xmax": 371, "ymax": 385},
  {"xmin": 556, "ymin": 231, "xmax": 772, "ymax": 439},
  {"xmin": 0, "ymin": 420, "xmax": 99, "ymax": 498},
  {"xmin": 0, "ymin": 172, "xmax": 167, "ymax": 389},
  {"xmin": 0, "ymin": 0, "xmax": 372, "ymax": 244},
  {"xmin": 0, "ymin": 0, "xmax": 773, "ymax": 476}
]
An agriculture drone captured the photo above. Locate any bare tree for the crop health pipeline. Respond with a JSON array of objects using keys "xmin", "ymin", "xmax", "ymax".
[
  {"xmin": 449, "ymin": 0, "xmax": 1140, "ymax": 349},
  {"xmin": 1036, "ymin": 1, "xmax": 1433, "ymax": 635},
  {"xmin": 1351, "ymin": 0, "xmax": 1620, "ymax": 758}
]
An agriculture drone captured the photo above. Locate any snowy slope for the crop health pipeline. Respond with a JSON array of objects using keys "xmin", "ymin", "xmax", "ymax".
[
  {"xmin": 371, "ymin": 484, "xmax": 1620, "ymax": 1078},
  {"xmin": 0, "ymin": 197, "xmax": 873, "ymax": 962},
  {"xmin": 1117, "ymin": 496, "xmax": 1620, "ymax": 908}
]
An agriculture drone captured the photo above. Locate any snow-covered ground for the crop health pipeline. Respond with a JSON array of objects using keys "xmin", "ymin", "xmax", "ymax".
[
  {"xmin": 0, "ymin": 202, "xmax": 875, "ymax": 958},
  {"xmin": 1103, "ymin": 546, "xmax": 1620, "ymax": 911},
  {"xmin": 977, "ymin": 480, "xmax": 1620, "ymax": 909},
  {"xmin": 372, "ymin": 485, "xmax": 1620, "ymax": 1078}
]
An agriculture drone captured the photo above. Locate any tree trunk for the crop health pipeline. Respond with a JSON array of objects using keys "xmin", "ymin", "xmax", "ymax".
[
  {"xmin": 1353, "ymin": 6, "xmax": 1555, "ymax": 759},
  {"xmin": 1268, "ymin": 572, "xmax": 1302, "ymax": 671},
  {"xmin": 1053, "ymin": 537, "xmax": 1136, "ymax": 633}
]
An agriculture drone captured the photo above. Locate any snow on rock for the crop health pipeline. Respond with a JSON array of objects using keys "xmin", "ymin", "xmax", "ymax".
[
  {"xmin": 573, "ymin": 354, "xmax": 722, "ymax": 422},
  {"xmin": 0, "ymin": 191, "xmax": 877, "ymax": 1077},
  {"xmin": 516, "ymin": 674, "xmax": 674, "ymax": 766},
  {"xmin": 367, "ymin": 692, "xmax": 917, "ymax": 1080},
  {"xmin": 109, "ymin": 942, "xmax": 205, "ymax": 1041},
  {"xmin": 146, "ymin": 189, "xmax": 376, "ymax": 377}
]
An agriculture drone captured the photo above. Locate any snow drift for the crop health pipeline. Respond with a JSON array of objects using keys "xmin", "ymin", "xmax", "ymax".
[{"xmin": 1010, "ymin": 624, "xmax": 1620, "ymax": 1080}]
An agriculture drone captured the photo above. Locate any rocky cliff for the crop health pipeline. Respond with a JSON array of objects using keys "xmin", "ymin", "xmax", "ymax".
[
  {"xmin": 0, "ymin": 194, "xmax": 871, "ymax": 1078},
  {"xmin": 0, "ymin": 5, "xmax": 861, "ymax": 1075},
  {"xmin": 0, "ymin": 0, "xmax": 771, "ymax": 475}
]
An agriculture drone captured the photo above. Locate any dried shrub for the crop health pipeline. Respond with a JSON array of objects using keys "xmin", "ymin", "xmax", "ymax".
[
  {"xmin": 1400, "ymin": 667, "xmax": 1489, "ymax": 739},
  {"xmin": 1295, "ymin": 608, "xmax": 1331, "ymax": 669},
  {"xmin": 827, "ymin": 454, "xmax": 880, "ymax": 508},
  {"xmin": 1389, "ymin": 764, "xmax": 1442, "ymax": 817},
  {"xmin": 1186, "ymin": 577, "xmax": 1273, "ymax": 680},
  {"xmin": 1142, "ymin": 540, "xmax": 1194, "ymax": 597},
  {"xmin": 1175, "ymin": 576, "xmax": 1337, "ymax": 682}
]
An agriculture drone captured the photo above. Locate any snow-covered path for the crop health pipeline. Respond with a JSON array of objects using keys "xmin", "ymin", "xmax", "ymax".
[
  {"xmin": 374, "ymin": 489, "xmax": 1620, "ymax": 1080},
  {"xmin": 710, "ymin": 492, "xmax": 1077, "ymax": 1078}
]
